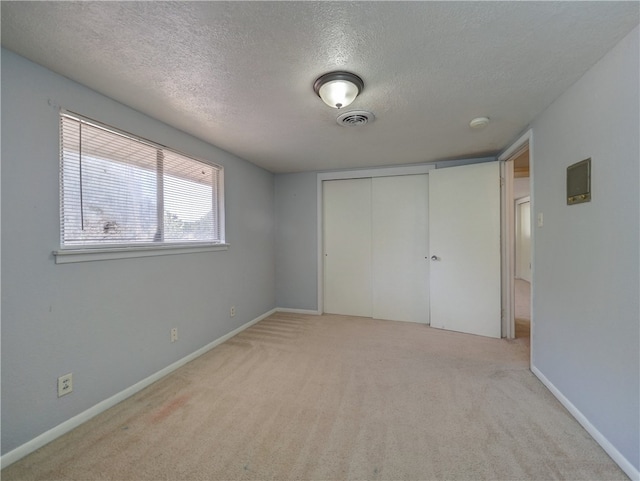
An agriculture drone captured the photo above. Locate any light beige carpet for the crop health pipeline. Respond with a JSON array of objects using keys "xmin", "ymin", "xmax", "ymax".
[{"xmin": 2, "ymin": 313, "xmax": 627, "ymax": 481}]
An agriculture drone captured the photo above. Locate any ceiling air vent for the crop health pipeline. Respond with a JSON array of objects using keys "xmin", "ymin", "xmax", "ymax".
[{"xmin": 336, "ymin": 110, "xmax": 375, "ymax": 127}]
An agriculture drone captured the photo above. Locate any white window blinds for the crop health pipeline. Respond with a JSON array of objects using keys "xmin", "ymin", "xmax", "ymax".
[{"xmin": 60, "ymin": 113, "xmax": 223, "ymax": 248}]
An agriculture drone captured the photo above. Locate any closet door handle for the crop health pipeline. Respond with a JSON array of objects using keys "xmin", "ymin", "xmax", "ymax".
[{"xmin": 431, "ymin": 255, "xmax": 439, "ymax": 261}]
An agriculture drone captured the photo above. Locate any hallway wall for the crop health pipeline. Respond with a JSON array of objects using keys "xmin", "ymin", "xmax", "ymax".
[{"xmin": 530, "ymin": 25, "xmax": 639, "ymax": 475}]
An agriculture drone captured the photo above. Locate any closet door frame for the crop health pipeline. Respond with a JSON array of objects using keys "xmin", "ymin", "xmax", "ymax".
[{"xmin": 317, "ymin": 164, "xmax": 435, "ymax": 315}]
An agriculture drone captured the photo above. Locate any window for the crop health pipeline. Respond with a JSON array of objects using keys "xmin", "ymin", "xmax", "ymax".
[{"xmin": 59, "ymin": 112, "xmax": 224, "ymax": 253}]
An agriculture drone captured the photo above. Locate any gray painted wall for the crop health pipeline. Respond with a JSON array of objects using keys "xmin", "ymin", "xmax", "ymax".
[
  {"xmin": 1, "ymin": 49, "xmax": 276, "ymax": 455},
  {"xmin": 274, "ymin": 173, "xmax": 318, "ymax": 310},
  {"xmin": 531, "ymin": 25, "xmax": 639, "ymax": 470}
]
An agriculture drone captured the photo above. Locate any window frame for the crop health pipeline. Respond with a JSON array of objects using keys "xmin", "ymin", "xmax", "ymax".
[{"xmin": 53, "ymin": 111, "xmax": 227, "ymax": 264}]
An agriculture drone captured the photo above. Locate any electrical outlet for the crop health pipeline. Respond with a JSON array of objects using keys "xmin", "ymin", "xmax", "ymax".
[
  {"xmin": 171, "ymin": 327, "xmax": 178, "ymax": 343},
  {"xmin": 58, "ymin": 373, "xmax": 73, "ymax": 397},
  {"xmin": 230, "ymin": 306, "xmax": 236, "ymax": 317}
]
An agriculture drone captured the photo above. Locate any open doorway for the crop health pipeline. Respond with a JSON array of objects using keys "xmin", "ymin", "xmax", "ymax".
[
  {"xmin": 513, "ymin": 147, "xmax": 531, "ymax": 339},
  {"xmin": 500, "ymin": 136, "xmax": 532, "ymax": 342}
]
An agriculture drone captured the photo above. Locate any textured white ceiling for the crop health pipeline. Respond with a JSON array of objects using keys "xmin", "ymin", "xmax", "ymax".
[{"xmin": 2, "ymin": 2, "xmax": 638, "ymax": 173}]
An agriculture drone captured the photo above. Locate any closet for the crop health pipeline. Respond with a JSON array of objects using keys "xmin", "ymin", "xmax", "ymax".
[{"xmin": 323, "ymin": 174, "xmax": 429, "ymax": 323}]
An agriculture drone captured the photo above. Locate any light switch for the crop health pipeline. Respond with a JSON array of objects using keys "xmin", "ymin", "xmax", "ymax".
[{"xmin": 537, "ymin": 212, "xmax": 544, "ymax": 227}]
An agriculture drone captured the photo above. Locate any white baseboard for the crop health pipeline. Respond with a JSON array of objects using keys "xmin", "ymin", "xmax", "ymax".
[
  {"xmin": 531, "ymin": 365, "xmax": 639, "ymax": 481},
  {"xmin": 0, "ymin": 308, "xmax": 277, "ymax": 470},
  {"xmin": 276, "ymin": 307, "xmax": 321, "ymax": 315}
]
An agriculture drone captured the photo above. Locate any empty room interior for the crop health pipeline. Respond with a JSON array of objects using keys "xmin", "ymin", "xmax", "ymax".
[{"xmin": 1, "ymin": 2, "xmax": 639, "ymax": 480}]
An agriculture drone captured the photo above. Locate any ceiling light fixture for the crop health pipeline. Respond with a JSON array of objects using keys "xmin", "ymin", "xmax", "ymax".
[
  {"xmin": 313, "ymin": 71, "xmax": 364, "ymax": 109},
  {"xmin": 469, "ymin": 117, "xmax": 490, "ymax": 129}
]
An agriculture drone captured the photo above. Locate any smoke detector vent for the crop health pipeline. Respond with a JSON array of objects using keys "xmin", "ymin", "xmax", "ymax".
[{"xmin": 337, "ymin": 110, "xmax": 375, "ymax": 127}]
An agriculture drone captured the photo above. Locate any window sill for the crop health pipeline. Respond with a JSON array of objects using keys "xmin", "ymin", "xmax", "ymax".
[{"xmin": 53, "ymin": 243, "xmax": 229, "ymax": 264}]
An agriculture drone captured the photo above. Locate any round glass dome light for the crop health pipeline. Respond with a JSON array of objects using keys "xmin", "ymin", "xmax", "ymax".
[{"xmin": 314, "ymin": 72, "xmax": 364, "ymax": 109}]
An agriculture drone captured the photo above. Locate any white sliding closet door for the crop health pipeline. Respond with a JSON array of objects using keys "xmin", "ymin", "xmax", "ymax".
[
  {"xmin": 323, "ymin": 178, "xmax": 372, "ymax": 317},
  {"xmin": 372, "ymin": 175, "xmax": 429, "ymax": 323},
  {"xmin": 323, "ymin": 175, "xmax": 429, "ymax": 323}
]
